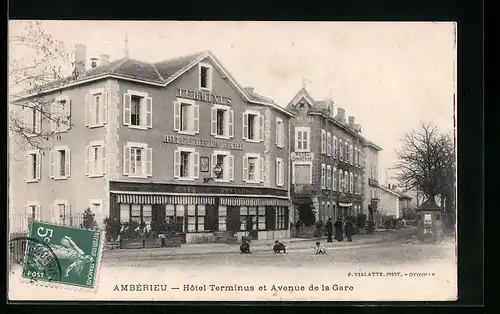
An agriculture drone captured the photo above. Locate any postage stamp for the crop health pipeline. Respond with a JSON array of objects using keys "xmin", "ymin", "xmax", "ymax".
[{"xmin": 21, "ymin": 221, "xmax": 103, "ymax": 290}]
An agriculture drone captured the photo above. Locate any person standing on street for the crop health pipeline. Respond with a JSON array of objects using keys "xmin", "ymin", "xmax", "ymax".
[
  {"xmin": 325, "ymin": 217, "xmax": 333, "ymax": 242},
  {"xmin": 344, "ymin": 217, "xmax": 354, "ymax": 242},
  {"xmin": 334, "ymin": 217, "xmax": 344, "ymax": 241}
]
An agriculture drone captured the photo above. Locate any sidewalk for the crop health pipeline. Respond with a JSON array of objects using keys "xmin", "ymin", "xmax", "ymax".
[{"xmin": 103, "ymin": 228, "xmax": 417, "ymax": 260}]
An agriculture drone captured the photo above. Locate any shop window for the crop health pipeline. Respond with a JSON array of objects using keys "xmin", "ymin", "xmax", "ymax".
[
  {"xmin": 119, "ymin": 204, "xmax": 153, "ymax": 227},
  {"xmin": 166, "ymin": 204, "xmax": 185, "ymax": 233},
  {"xmin": 275, "ymin": 206, "xmax": 288, "ymax": 230},
  {"xmin": 240, "ymin": 206, "xmax": 260, "ymax": 231},
  {"xmin": 187, "ymin": 204, "xmax": 208, "ymax": 233}
]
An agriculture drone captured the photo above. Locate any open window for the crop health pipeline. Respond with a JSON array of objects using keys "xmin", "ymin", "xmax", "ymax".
[{"xmin": 123, "ymin": 90, "xmax": 153, "ymax": 129}]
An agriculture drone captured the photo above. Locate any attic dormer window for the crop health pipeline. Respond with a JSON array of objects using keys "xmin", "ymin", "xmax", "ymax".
[
  {"xmin": 300, "ymin": 103, "xmax": 305, "ymax": 109},
  {"xmin": 199, "ymin": 62, "xmax": 212, "ymax": 91}
]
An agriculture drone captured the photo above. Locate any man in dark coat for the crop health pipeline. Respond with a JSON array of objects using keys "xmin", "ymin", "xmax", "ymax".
[
  {"xmin": 334, "ymin": 217, "xmax": 344, "ymax": 241},
  {"xmin": 325, "ymin": 218, "xmax": 333, "ymax": 242},
  {"xmin": 344, "ymin": 218, "xmax": 354, "ymax": 242}
]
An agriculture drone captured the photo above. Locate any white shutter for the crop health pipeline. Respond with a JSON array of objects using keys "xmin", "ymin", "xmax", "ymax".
[
  {"xmin": 242, "ymin": 156, "xmax": 248, "ymax": 181},
  {"xmin": 36, "ymin": 108, "xmax": 42, "ymax": 133},
  {"xmin": 66, "ymin": 203, "xmax": 72, "ymax": 224},
  {"xmin": 101, "ymin": 145, "xmax": 107, "ymax": 175},
  {"xmin": 84, "ymin": 145, "xmax": 90, "ymax": 175},
  {"xmin": 123, "ymin": 146, "xmax": 131, "ymax": 175},
  {"xmin": 23, "ymin": 153, "xmax": 29, "ymax": 181},
  {"xmin": 24, "ymin": 107, "xmax": 32, "ymax": 133},
  {"xmin": 146, "ymin": 97, "xmax": 153, "ymax": 128},
  {"xmin": 327, "ymin": 132, "xmax": 331, "ymax": 155},
  {"xmin": 294, "ymin": 130, "xmax": 299, "ymax": 151},
  {"xmin": 210, "ymin": 107, "xmax": 217, "ymax": 135},
  {"xmin": 50, "ymin": 204, "xmax": 59, "ymax": 224},
  {"xmin": 228, "ymin": 110, "xmax": 234, "ymax": 138},
  {"xmin": 173, "ymin": 101, "xmax": 181, "ymax": 131},
  {"xmin": 242, "ymin": 112, "xmax": 248, "ymax": 140},
  {"xmin": 173, "ymin": 150, "xmax": 181, "ymax": 178},
  {"xmin": 146, "ymin": 148, "xmax": 153, "ymax": 177},
  {"xmin": 259, "ymin": 156, "xmax": 264, "ymax": 182},
  {"xmin": 193, "ymin": 152, "xmax": 199, "ymax": 179},
  {"xmin": 101, "ymin": 92, "xmax": 108, "ymax": 124},
  {"xmin": 84, "ymin": 94, "xmax": 90, "ymax": 126},
  {"xmin": 275, "ymin": 119, "xmax": 279, "ymax": 146},
  {"xmin": 49, "ymin": 150, "xmax": 55, "ymax": 179},
  {"xmin": 275, "ymin": 158, "xmax": 279, "ymax": 185},
  {"xmin": 65, "ymin": 148, "xmax": 71, "ymax": 178},
  {"xmin": 228, "ymin": 155, "xmax": 234, "ymax": 181},
  {"xmin": 259, "ymin": 114, "xmax": 264, "ymax": 142},
  {"xmin": 50, "ymin": 104, "xmax": 57, "ymax": 133},
  {"xmin": 333, "ymin": 168, "xmax": 337, "ymax": 191},
  {"xmin": 281, "ymin": 123, "xmax": 285, "ymax": 148},
  {"xmin": 321, "ymin": 130, "xmax": 326, "ymax": 153},
  {"xmin": 211, "ymin": 153, "xmax": 217, "ymax": 177},
  {"xmin": 193, "ymin": 104, "xmax": 199, "ymax": 134},
  {"xmin": 123, "ymin": 93, "xmax": 131, "ymax": 125}
]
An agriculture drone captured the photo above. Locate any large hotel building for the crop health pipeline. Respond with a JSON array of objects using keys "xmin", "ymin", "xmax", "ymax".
[{"xmin": 10, "ymin": 45, "xmax": 293, "ymax": 242}]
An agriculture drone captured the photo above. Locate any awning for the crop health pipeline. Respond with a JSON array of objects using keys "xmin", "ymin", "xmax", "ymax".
[
  {"xmin": 220, "ymin": 197, "xmax": 289, "ymax": 207},
  {"xmin": 115, "ymin": 194, "xmax": 216, "ymax": 205}
]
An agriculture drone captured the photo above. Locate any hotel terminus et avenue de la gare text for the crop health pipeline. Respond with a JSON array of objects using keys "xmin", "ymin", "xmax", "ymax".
[{"xmin": 10, "ymin": 44, "xmax": 381, "ymax": 243}]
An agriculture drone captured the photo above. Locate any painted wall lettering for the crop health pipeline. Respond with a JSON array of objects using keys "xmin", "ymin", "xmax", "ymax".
[
  {"xmin": 176, "ymin": 88, "xmax": 232, "ymax": 105},
  {"xmin": 164, "ymin": 134, "xmax": 244, "ymax": 151}
]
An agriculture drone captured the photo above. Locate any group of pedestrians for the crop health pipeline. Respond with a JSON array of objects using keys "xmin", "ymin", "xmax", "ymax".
[{"xmin": 324, "ymin": 217, "xmax": 354, "ymax": 243}]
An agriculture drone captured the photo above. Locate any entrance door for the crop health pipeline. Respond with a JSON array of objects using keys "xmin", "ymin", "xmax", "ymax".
[
  {"xmin": 152, "ymin": 204, "xmax": 165, "ymax": 233},
  {"xmin": 204, "ymin": 204, "xmax": 218, "ymax": 232},
  {"xmin": 226, "ymin": 206, "xmax": 240, "ymax": 233}
]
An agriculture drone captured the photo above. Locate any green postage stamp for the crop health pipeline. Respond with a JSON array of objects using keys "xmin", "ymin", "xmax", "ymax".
[{"xmin": 22, "ymin": 221, "xmax": 103, "ymax": 291}]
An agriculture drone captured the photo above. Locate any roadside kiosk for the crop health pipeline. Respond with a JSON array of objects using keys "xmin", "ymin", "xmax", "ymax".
[{"xmin": 416, "ymin": 198, "xmax": 444, "ymax": 242}]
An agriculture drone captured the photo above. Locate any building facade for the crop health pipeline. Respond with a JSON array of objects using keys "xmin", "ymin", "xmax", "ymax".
[
  {"xmin": 363, "ymin": 142, "xmax": 382, "ymax": 213},
  {"xmin": 377, "ymin": 185, "xmax": 401, "ymax": 219},
  {"xmin": 10, "ymin": 47, "xmax": 294, "ymax": 242},
  {"xmin": 286, "ymin": 88, "xmax": 370, "ymax": 225}
]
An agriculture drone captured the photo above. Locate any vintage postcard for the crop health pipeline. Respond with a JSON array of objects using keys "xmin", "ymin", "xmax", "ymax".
[{"xmin": 8, "ymin": 20, "xmax": 457, "ymax": 301}]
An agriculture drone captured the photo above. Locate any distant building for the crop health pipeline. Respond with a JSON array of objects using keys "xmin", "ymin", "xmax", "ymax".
[
  {"xmin": 285, "ymin": 87, "xmax": 381, "ymax": 224},
  {"xmin": 377, "ymin": 185, "xmax": 401, "ymax": 219}
]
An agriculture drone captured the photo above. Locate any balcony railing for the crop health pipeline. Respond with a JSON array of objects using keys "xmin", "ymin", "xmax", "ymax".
[{"xmin": 368, "ymin": 178, "xmax": 379, "ymax": 187}]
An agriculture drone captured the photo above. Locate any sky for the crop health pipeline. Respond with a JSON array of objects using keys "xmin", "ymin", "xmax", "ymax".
[{"xmin": 9, "ymin": 21, "xmax": 456, "ymax": 186}]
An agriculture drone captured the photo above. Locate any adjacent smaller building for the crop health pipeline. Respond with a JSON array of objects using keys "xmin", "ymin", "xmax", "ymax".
[{"xmin": 377, "ymin": 185, "xmax": 401, "ymax": 219}]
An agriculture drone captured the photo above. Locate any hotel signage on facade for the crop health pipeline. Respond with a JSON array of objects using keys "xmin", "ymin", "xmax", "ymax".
[
  {"xmin": 165, "ymin": 134, "xmax": 244, "ymax": 151},
  {"xmin": 176, "ymin": 88, "xmax": 232, "ymax": 106},
  {"xmin": 291, "ymin": 152, "xmax": 314, "ymax": 162}
]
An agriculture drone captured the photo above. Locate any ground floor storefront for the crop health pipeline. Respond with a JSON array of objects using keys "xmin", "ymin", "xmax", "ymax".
[
  {"xmin": 292, "ymin": 193, "xmax": 363, "ymax": 225},
  {"xmin": 109, "ymin": 181, "xmax": 291, "ymax": 243}
]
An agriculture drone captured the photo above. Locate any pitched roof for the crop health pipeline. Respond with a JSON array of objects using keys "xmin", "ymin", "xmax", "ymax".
[
  {"xmin": 19, "ymin": 50, "xmax": 294, "ymax": 116},
  {"xmin": 378, "ymin": 185, "xmax": 401, "ymax": 197}
]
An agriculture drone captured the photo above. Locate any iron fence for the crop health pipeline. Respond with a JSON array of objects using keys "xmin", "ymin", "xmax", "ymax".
[{"xmin": 9, "ymin": 212, "xmax": 85, "ymax": 268}]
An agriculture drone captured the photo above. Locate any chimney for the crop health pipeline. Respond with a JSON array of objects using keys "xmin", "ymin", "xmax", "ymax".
[
  {"xmin": 74, "ymin": 44, "xmax": 87, "ymax": 78},
  {"xmin": 336, "ymin": 107, "xmax": 345, "ymax": 122},
  {"xmin": 99, "ymin": 54, "xmax": 110, "ymax": 66},
  {"xmin": 244, "ymin": 87, "xmax": 254, "ymax": 94},
  {"xmin": 348, "ymin": 116, "xmax": 355, "ymax": 126}
]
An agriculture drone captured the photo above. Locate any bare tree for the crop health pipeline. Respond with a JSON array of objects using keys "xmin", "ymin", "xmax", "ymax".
[
  {"xmin": 394, "ymin": 122, "xmax": 456, "ymax": 212},
  {"xmin": 9, "ymin": 21, "xmax": 73, "ymax": 151}
]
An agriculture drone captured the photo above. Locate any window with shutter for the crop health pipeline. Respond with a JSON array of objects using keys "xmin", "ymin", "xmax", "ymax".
[
  {"xmin": 51, "ymin": 146, "xmax": 70, "ymax": 180},
  {"xmin": 173, "ymin": 147, "xmax": 197, "ymax": 181},
  {"xmin": 123, "ymin": 142, "xmax": 150, "ymax": 178},
  {"xmin": 212, "ymin": 150, "xmax": 231, "ymax": 182},
  {"xmin": 327, "ymin": 132, "xmax": 331, "ymax": 155},
  {"xmin": 243, "ymin": 110, "xmax": 261, "ymax": 142},
  {"xmin": 25, "ymin": 150, "xmax": 41, "ymax": 183},
  {"xmin": 228, "ymin": 155, "xmax": 234, "ymax": 181},
  {"xmin": 124, "ymin": 90, "xmax": 152, "ymax": 129},
  {"xmin": 327, "ymin": 165, "xmax": 331, "ymax": 190},
  {"xmin": 211, "ymin": 104, "xmax": 231, "ymax": 139},
  {"xmin": 321, "ymin": 163, "xmax": 326, "ymax": 189},
  {"xmin": 333, "ymin": 167, "xmax": 337, "ymax": 191},
  {"xmin": 244, "ymin": 153, "xmax": 260, "ymax": 183},
  {"xmin": 321, "ymin": 130, "xmax": 326, "ymax": 154},
  {"xmin": 176, "ymin": 98, "xmax": 196, "ymax": 134}
]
